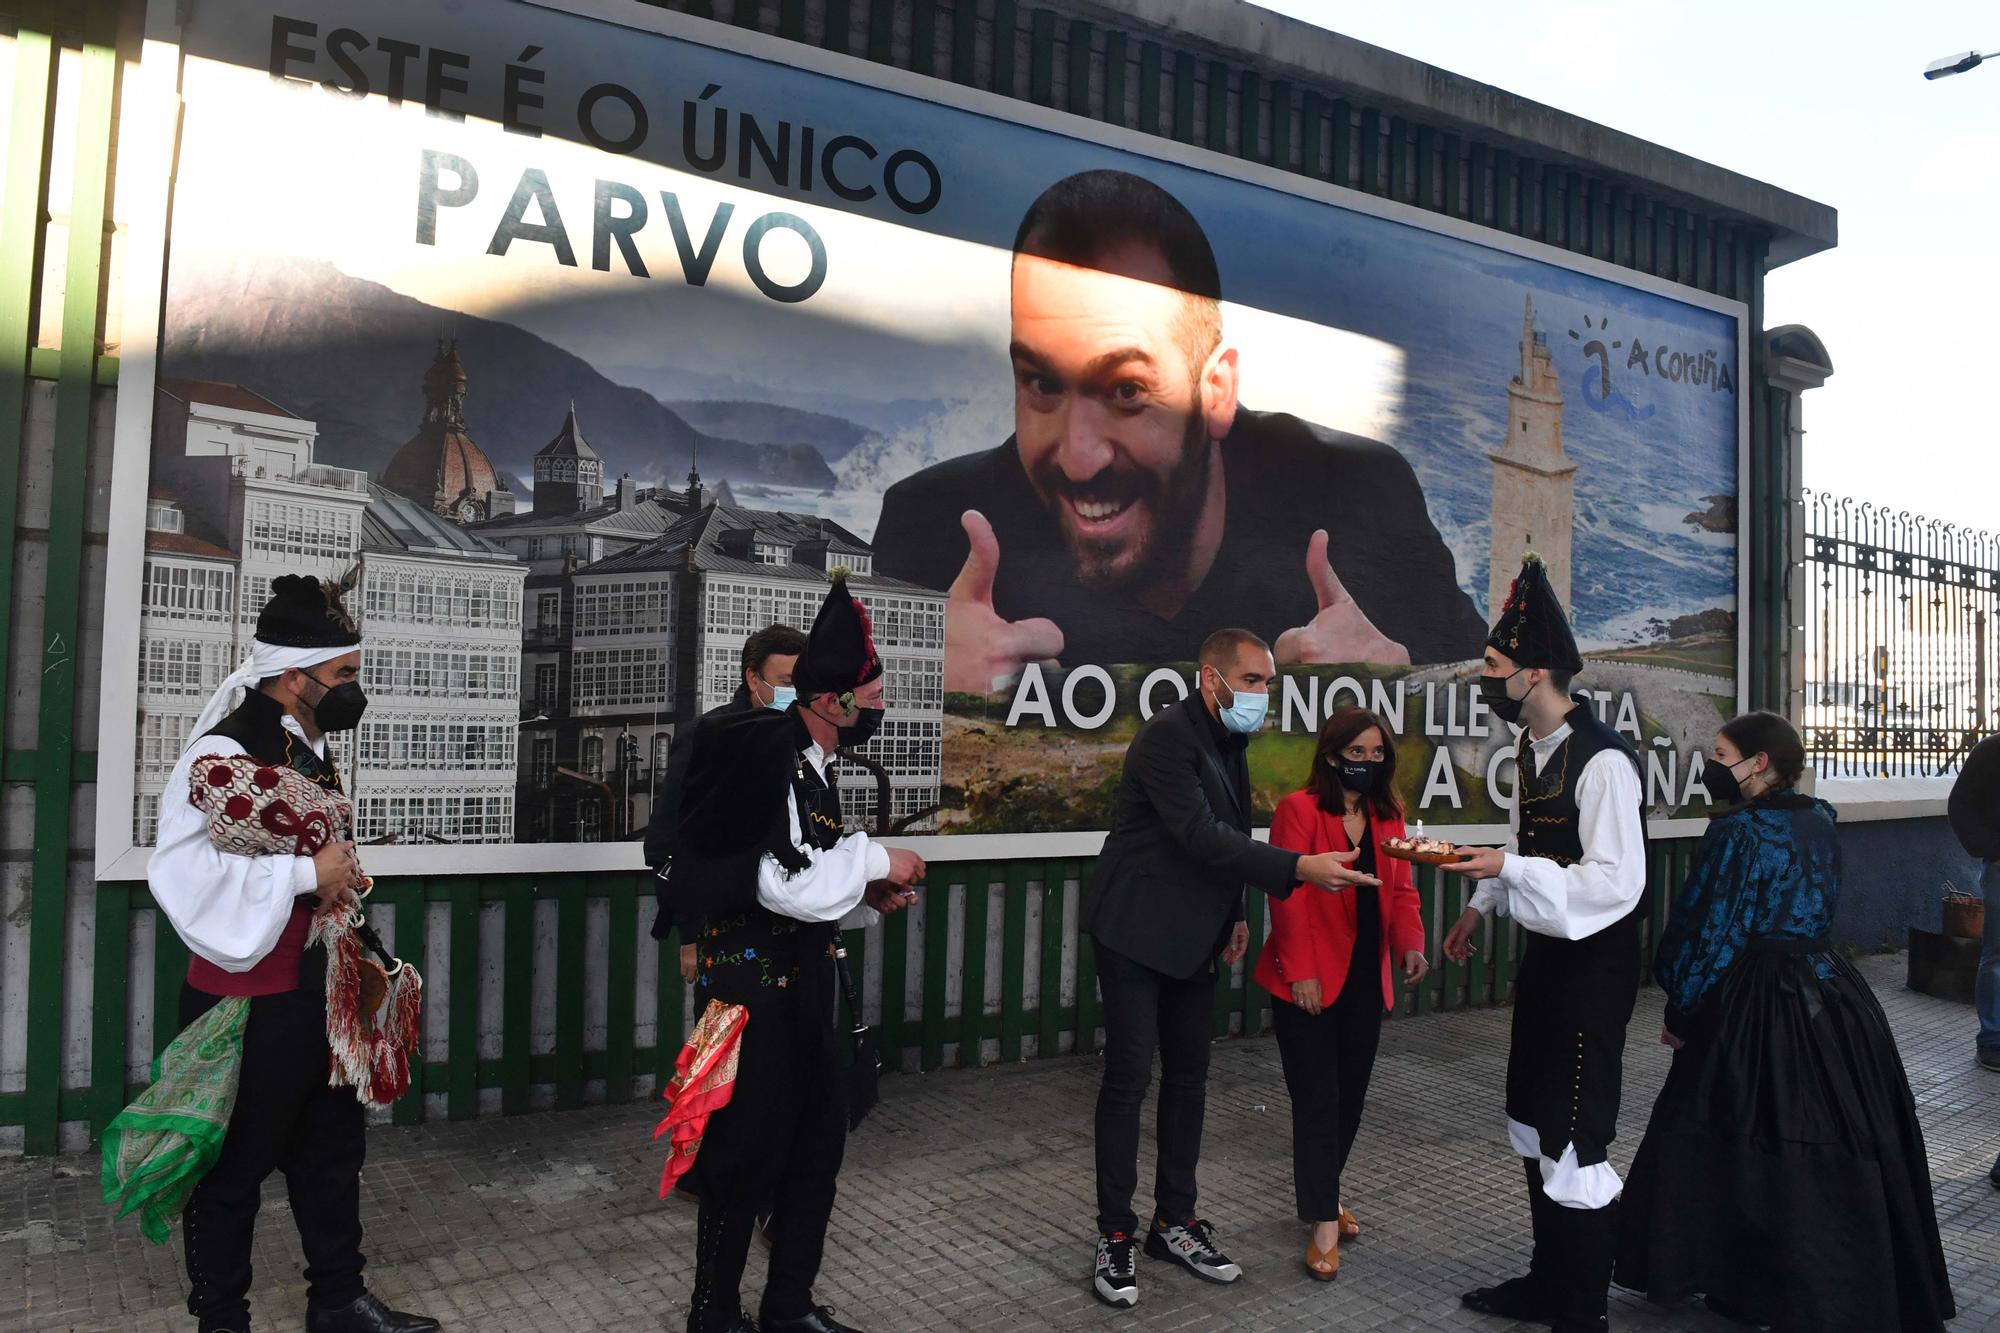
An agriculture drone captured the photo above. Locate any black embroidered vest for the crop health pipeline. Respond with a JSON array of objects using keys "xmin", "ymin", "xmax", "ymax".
[
  {"xmin": 1515, "ymin": 698, "xmax": 1639, "ymax": 871},
  {"xmin": 695, "ymin": 753, "xmax": 845, "ymax": 1002}
]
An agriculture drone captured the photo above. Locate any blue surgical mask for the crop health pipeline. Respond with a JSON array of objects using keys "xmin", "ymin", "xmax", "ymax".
[
  {"xmin": 760, "ymin": 679, "xmax": 796, "ymax": 712},
  {"xmin": 1211, "ymin": 675, "xmax": 1268, "ymax": 735}
]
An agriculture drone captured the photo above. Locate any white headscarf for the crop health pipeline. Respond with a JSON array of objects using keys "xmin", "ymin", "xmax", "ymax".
[{"xmin": 183, "ymin": 638, "xmax": 358, "ymax": 756}]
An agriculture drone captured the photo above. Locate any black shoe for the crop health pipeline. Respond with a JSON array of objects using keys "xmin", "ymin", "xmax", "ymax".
[
  {"xmin": 1990, "ymin": 1151, "xmax": 2000, "ymax": 1190},
  {"xmin": 761, "ymin": 1307, "xmax": 861, "ymax": 1333},
  {"xmin": 304, "ymin": 1292, "xmax": 440, "ymax": 1333},
  {"xmin": 1093, "ymin": 1231, "xmax": 1138, "ymax": 1308},
  {"xmin": 1461, "ymin": 1274, "xmax": 1558, "ymax": 1323},
  {"xmin": 1144, "ymin": 1216, "xmax": 1241, "ymax": 1284}
]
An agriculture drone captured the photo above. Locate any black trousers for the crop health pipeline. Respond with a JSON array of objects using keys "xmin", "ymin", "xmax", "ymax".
[
  {"xmin": 180, "ymin": 980, "xmax": 367, "ymax": 1333},
  {"xmin": 1092, "ymin": 940, "xmax": 1216, "ymax": 1237},
  {"xmin": 1270, "ymin": 977, "xmax": 1382, "ymax": 1222},
  {"xmin": 687, "ymin": 987, "xmax": 847, "ymax": 1333},
  {"xmin": 1522, "ymin": 1158, "xmax": 1618, "ymax": 1324}
]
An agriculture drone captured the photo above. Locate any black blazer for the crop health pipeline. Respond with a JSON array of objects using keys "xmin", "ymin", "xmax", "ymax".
[
  {"xmin": 1949, "ymin": 733, "xmax": 2000, "ymax": 862},
  {"xmin": 1084, "ymin": 696, "xmax": 1303, "ymax": 979},
  {"xmin": 644, "ymin": 689, "xmax": 753, "ymax": 939}
]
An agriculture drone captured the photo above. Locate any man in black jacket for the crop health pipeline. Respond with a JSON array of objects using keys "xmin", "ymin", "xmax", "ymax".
[
  {"xmin": 1084, "ymin": 628, "xmax": 1376, "ymax": 1308},
  {"xmin": 1947, "ymin": 732, "xmax": 2000, "ymax": 1089},
  {"xmin": 872, "ymin": 169, "xmax": 1485, "ymax": 694},
  {"xmin": 645, "ymin": 624, "xmax": 808, "ymax": 969}
]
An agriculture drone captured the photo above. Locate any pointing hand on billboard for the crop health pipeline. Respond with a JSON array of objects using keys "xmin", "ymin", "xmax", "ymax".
[
  {"xmin": 945, "ymin": 510, "xmax": 1065, "ymax": 694},
  {"xmin": 1274, "ymin": 529, "xmax": 1412, "ymax": 668}
]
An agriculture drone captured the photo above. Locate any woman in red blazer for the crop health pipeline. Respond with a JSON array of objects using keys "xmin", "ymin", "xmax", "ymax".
[{"xmin": 1253, "ymin": 706, "xmax": 1428, "ymax": 1282}]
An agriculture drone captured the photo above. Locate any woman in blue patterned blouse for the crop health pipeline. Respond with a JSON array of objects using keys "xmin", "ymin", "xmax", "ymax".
[{"xmin": 1615, "ymin": 711, "xmax": 1955, "ymax": 1332}]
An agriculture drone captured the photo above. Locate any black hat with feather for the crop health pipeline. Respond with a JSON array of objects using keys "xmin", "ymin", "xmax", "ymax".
[
  {"xmin": 791, "ymin": 574, "xmax": 881, "ymax": 701},
  {"xmin": 256, "ymin": 570, "xmax": 360, "ymax": 648},
  {"xmin": 1486, "ymin": 553, "xmax": 1583, "ymax": 674}
]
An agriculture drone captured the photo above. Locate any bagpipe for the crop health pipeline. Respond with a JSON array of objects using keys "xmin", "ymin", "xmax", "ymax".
[
  {"xmin": 188, "ymin": 754, "xmax": 422, "ymax": 1106},
  {"xmin": 101, "ymin": 754, "xmax": 426, "ymax": 1245}
]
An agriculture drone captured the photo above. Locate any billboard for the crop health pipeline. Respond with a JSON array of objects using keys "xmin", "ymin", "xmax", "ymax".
[{"xmin": 97, "ymin": 0, "xmax": 1745, "ymax": 876}]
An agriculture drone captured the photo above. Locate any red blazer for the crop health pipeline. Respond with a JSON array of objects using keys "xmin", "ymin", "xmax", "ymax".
[{"xmin": 1253, "ymin": 790, "xmax": 1426, "ymax": 1012}]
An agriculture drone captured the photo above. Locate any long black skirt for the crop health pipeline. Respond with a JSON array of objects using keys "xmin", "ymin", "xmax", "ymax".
[{"xmin": 1615, "ymin": 944, "xmax": 1955, "ymax": 1332}]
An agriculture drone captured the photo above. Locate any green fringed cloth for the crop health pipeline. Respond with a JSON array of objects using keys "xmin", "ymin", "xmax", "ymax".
[{"xmin": 99, "ymin": 995, "xmax": 250, "ymax": 1245}]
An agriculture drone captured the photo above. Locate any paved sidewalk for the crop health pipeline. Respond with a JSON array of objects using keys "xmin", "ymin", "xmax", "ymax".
[{"xmin": 4, "ymin": 954, "xmax": 1997, "ymax": 1332}]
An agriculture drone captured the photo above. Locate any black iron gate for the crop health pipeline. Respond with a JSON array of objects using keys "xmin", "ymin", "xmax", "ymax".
[{"xmin": 1804, "ymin": 490, "xmax": 1998, "ymax": 776}]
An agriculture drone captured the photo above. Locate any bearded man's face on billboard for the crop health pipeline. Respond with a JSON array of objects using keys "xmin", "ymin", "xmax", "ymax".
[{"xmin": 1008, "ymin": 244, "xmax": 1235, "ymax": 591}]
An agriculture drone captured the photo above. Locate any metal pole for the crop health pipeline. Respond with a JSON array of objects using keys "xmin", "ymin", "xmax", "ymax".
[{"xmin": 1979, "ymin": 609, "xmax": 1991, "ymax": 735}]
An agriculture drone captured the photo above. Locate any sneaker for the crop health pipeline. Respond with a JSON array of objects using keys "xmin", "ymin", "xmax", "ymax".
[
  {"xmin": 1145, "ymin": 1216, "xmax": 1242, "ymax": 1284},
  {"xmin": 1093, "ymin": 1232, "xmax": 1139, "ymax": 1307},
  {"xmin": 1977, "ymin": 1048, "xmax": 2000, "ymax": 1072}
]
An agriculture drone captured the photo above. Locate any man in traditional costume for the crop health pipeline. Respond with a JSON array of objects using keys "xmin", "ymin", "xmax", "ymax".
[
  {"xmin": 659, "ymin": 576, "xmax": 925, "ymax": 1333},
  {"xmin": 131, "ymin": 574, "xmax": 436, "ymax": 1333},
  {"xmin": 1440, "ymin": 555, "xmax": 1646, "ymax": 1333}
]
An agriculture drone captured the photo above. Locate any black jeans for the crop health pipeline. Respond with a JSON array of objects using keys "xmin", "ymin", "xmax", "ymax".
[
  {"xmin": 180, "ymin": 979, "xmax": 367, "ymax": 1333},
  {"xmin": 1092, "ymin": 939, "xmax": 1217, "ymax": 1237},
  {"xmin": 686, "ymin": 987, "xmax": 847, "ymax": 1333},
  {"xmin": 1270, "ymin": 977, "xmax": 1382, "ymax": 1222}
]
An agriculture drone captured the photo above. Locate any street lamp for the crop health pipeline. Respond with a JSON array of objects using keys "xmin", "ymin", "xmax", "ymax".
[{"xmin": 1924, "ymin": 50, "xmax": 1991, "ymax": 80}]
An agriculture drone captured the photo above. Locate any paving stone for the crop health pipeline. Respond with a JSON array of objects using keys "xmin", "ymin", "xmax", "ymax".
[{"xmin": 1, "ymin": 954, "xmax": 1994, "ymax": 1330}]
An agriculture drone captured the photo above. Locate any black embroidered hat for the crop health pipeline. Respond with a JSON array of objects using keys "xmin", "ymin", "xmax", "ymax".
[
  {"xmin": 792, "ymin": 575, "xmax": 882, "ymax": 699},
  {"xmin": 1486, "ymin": 553, "xmax": 1582, "ymax": 673},
  {"xmin": 255, "ymin": 571, "xmax": 361, "ymax": 649}
]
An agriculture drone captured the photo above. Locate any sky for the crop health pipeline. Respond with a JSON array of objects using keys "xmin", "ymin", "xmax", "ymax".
[{"xmin": 1252, "ymin": 0, "xmax": 2000, "ymax": 533}]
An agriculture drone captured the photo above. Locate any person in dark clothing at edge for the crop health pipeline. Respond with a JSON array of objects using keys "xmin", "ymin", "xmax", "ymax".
[
  {"xmin": 1947, "ymin": 732, "xmax": 2000, "ymax": 1189},
  {"xmin": 146, "ymin": 575, "xmax": 436, "ymax": 1333},
  {"xmin": 871, "ymin": 168, "xmax": 1486, "ymax": 695},
  {"xmin": 1084, "ymin": 627, "xmax": 1381, "ymax": 1310},
  {"xmin": 1440, "ymin": 554, "xmax": 1647, "ymax": 1333},
  {"xmin": 645, "ymin": 624, "xmax": 811, "ymax": 971}
]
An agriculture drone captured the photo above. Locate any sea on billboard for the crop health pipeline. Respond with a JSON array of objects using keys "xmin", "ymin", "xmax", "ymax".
[{"xmin": 119, "ymin": 0, "xmax": 1740, "ymax": 853}]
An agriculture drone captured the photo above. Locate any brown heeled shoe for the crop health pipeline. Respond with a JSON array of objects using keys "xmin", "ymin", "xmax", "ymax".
[
  {"xmin": 1337, "ymin": 1205, "xmax": 1360, "ymax": 1243},
  {"xmin": 1304, "ymin": 1232, "xmax": 1339, "ymax": 1281}
]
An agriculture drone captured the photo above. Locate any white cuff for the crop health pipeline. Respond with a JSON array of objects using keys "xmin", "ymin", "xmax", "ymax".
[
  {"xmin": 289, "ymin": 856, "xmax": 318, "ymax": 897},
  {"xmin": 1506, "ymin": 1118, "xmax": 1623, "ymax": 1209},
  {"xmin": 1469, "ymin": 881, "xmax": 1505, "ymax": 917},
  {"xmin": 864, "ymin": 839, "xmax": 891, "ymax": 883}
]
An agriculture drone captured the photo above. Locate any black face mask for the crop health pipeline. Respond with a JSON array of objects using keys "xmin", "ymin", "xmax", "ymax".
[
  {"xmin": 1337, "ymin": 759, "xmax": 1382, "ymax": 794},
  {"xmin": 1702, "ymin": 757, "xmax": 1749, "ymax": 804},
  {"xmin": 838, "ymin": 707, "xmax": 885, "ymax": 748},
  {"xmin": 307, "ymin": 675, "xmax": 368, "ymax": 732},
  {"xmin": 1479, "ymin": 669, "xmax": 1527, "ymax": 724}
]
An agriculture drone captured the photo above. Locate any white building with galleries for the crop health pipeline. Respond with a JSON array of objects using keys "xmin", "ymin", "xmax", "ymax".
[
  {"xmin": 136, "ymin": 379, "xmax": 371, "ymax": 845},
  {"xmin": 132, "ymin": 490, "xmax": 239, "ymax": 845},
  {"xmin": 351, "ymin": 485, "xmax": 527, "ymax": 844},
  {"xmin": 582, "ymin": 505, "xmax": 946, "ymax": 836}
]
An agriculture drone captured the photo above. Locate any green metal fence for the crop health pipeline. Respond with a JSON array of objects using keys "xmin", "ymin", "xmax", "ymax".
[
  {"xmin": 29, "ymin": 841, "xmax": 1699, "ymax": 1142},
  {"xmin": 5, "ymin": 0, "xmax": 120, "ymax": 1158}
]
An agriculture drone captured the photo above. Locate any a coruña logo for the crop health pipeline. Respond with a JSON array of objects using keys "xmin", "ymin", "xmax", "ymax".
[{"xmin": 1568, "ymin": 313, "xmax": 1733, "ymax": 422}]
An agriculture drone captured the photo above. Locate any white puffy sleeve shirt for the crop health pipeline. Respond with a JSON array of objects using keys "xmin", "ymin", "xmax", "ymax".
[
  {"xmin": 1469, "ymin": 725, "xmax": 1646, "ymax": 940},
  {"xmin": 755, "ymin": 742, "xmax": 891, "ymax": 924},
  {"xmin": 146, "ymin": 728, "xmax": 321, "ymax": 972}
]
